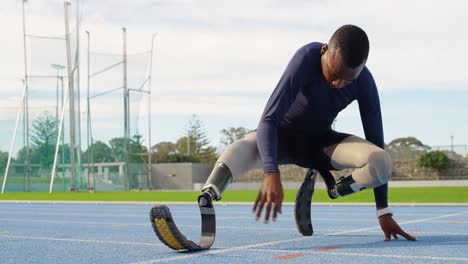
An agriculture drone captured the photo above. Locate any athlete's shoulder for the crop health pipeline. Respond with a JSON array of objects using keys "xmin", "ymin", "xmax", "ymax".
[
  {"xmin": 357, "ymin": 66, "xmax": 376, "ymax": 84},
  {"xmin": 355, "ymin": 66, "xmax": 379, "ymax": 97},
  {"xmin": 289, "ymin": 42, "xmax": 322, "ymax": 71},
  {"xmin": 295, "ymin": 42, "xmax": 323, "ymax": 58}
]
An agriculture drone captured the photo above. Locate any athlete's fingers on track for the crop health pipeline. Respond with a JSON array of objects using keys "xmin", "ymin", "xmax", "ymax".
[
  {"xmin": 253, "ymin": 191, "xmax": 262, "ymax": 212},
  {"xmin": 255, "ymin": 199, "xmax": 265, "ymax": 221},
  {"xmin": 265, "ymin": 201, "xmax": 272, "ymax": 223},
  {"xmin": 384, "ymin": 231, "xmax": 391, "ymax": 241},
  {"xmin": 398, "ymin": 229, "xmax": 417, "ymax": 241}
]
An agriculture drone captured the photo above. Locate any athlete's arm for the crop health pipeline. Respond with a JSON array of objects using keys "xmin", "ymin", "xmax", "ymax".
[
  {"xmin": 356, "ymin": 67, "xmax": 388, "ymax": 209},
  {"xmin": 357, "ymin": 67, "xmax": 416, "ymax": 241},
  {"xmin": 254, "ymin": 47, "xmax": 309, "ymax": 223},
  {"xmin": 257, "ymin": 47, "xmax": 309, "ymax": 173}
]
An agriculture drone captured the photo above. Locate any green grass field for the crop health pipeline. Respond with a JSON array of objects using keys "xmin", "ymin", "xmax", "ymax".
[{"xmin": 0, "ymin": 187, "xmax": 467, "ymax": 203}]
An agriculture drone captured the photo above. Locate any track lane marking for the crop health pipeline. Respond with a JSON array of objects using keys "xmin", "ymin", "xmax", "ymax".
[
  {"xmin": 130, "ymin": 210, "xmax": 468, "ymax": 264},
  {"xmin": 0, "ymin": 234, "xmax": 164, "ymax": 247},
  {"xmin": 247, "ymin": 249, "xmax": 468, "ymax": 262}
]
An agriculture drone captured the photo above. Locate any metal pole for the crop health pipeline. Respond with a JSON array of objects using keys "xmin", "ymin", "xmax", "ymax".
[
  {"xmin": 51, "ymin": 64, "xmax": 65, "ymax": 132},
  {"xmin": 64, "ymin": 1, "xmax": 76, "ymax": 191},
  {"xmin": 85, "ymin": 31, "xmax": 95, "ymax": 191},
  {"xmin": 60, "ymin": 76, "xmax": 65, "ymax": 191},
  {"xmin": 56, "ymin": 68, "xmax": 59, "ymax": 129},
  {"xmin": 2, "ymin": 81, "xmax": 27, "ymax": 194},
  {"xmin": 147, "ymin": 33, "xmax": 156, "ymax": 189},
  {"xmin": 49, "ymin": 87, "xmax": 69, "ymax": 193},
  {"xmin": 123, "ymin": 27, "xmax": 129, "ymax": 190},
  {"xmin": 187, "ymin": 131, "xmax": 190, "ymax": 156},
  {"xmin": 75, "ymin": 0, "xmax": 83, "ymax": 190},
  {"xmin": 451, "ymin": 134, "xmax": 454, "ymax": 154},
  {"xmin": 86, "ymin": 30, "xmax": 94, "ymax": 191},
  {"xmin": 22, "ymin": 0, "xmax": 31, "ymax": 192}
]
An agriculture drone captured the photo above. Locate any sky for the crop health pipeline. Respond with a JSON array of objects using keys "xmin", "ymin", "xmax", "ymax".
[{"xmin": 0, "ymin": 0, "xmax": 467, "ymax": 155}]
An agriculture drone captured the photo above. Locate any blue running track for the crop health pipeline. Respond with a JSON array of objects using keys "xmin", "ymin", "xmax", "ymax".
[{"xmin": 0, "ymin": 202, "xmax": 467, "ymax": 263}]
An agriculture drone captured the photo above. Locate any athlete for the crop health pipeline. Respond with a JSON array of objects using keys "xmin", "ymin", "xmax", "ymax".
[{"xmin": 201, "ymin": 24, "xmax": 416, "ymax": 241}]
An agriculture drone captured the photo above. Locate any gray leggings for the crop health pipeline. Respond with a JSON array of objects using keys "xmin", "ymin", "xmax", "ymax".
[{"xmin": 216, "ymin": 131, "xmax": 391, "ymax": 189}]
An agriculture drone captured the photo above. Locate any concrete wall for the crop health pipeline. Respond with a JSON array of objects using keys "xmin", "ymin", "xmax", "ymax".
[
  {"xmin": 228, "ymin": 180, "xmax": 468, "ymax": 190},
  {"xmin": 150, "ymin": 163, "xmax": 213, "ymax": 190}
]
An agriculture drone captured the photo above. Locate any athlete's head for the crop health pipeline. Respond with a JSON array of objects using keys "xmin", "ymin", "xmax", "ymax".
[{"xmin": 321, "ymin": 24, "xmax": 369, "ymax": 89}]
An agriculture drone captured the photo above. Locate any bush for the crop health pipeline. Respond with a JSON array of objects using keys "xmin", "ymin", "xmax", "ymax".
[{"xmin": 419, "ymin": 151, "xmax": 450, "ymax": 171}]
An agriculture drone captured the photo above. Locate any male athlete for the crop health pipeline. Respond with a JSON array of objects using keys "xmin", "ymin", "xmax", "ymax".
[{"xmin": 200, "ymin": 25, "xmax": 416, "ymax": 242}]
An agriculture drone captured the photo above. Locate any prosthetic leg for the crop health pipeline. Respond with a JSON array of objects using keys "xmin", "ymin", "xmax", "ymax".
[
  {"xmin": 149, "ymin": 162, "xmax": 232, "ymax": 251},
  {"xmin": 294, "ymin": 169, "xmax": 365, "ymax": 236},
  {"xmin": 294, "ymin": 169, "xmax": 317, "ymax": 236}
]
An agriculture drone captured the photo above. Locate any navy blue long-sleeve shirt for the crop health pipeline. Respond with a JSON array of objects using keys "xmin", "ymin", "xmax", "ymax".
[{"xmin": 257, "ymin": 42, "xmax": 388, "ymax": 208}]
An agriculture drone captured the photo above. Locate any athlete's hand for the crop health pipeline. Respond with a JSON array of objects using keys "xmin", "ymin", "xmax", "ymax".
[
  {"xmin": 379, "ymin": 213, "xmax": 417, "ymax": 241},
  {"xmin": 253, "ymin": 172, "xmax": 284, "ymax": 224}
]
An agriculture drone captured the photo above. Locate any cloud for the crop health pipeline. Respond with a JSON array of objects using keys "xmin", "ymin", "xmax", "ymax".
[{"xmin": 1, "ymin": 0, "xmax": 467, "ymax": 149}]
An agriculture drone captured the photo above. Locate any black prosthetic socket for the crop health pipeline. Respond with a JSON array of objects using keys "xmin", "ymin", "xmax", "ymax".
[
  {"xmin": 202, "ymin": 162, "xmax": 233, "ymax": 201},
  {"xmin": 317, "ymin": 170, "xmax": 339, "ymax": 199},
  {"xmin": 336, "ymin": 175, "xmax": 365, "ymax": 197}
]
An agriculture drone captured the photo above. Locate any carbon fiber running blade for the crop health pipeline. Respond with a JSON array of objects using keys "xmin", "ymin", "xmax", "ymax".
[
  {"xmin": 294, "ymin": 169, "xmax": 317, "ymax": 236},
  {"xmin": 150, "ymin": 198, "xmax": 216, "ymax": 251}
]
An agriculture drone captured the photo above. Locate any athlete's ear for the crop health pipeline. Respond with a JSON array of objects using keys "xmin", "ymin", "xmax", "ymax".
[{"xmin": 321, "ymin": 43, "xmax": 328, "ymax": 55}]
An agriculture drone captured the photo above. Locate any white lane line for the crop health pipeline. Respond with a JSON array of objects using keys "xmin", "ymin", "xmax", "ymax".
[
  {"xmin": 0, "ymin": 211, "xmax": 372, "ymax": 221},
  {"xmin": 4, "ymin": 210, "xmax": 465, "ymax": 223},
  {"xmin": 361, "ymin": 230, "xmax": 468, "ymax": 236},
  {"xmin": 4, "ymin": 216, "xmax": 468, "ymax": 236},
  {"xmin": 0, "ymin": 234, "xmax": 163, "ymax": 247},
  {"xmin": 130, "ymin": 210, "xmax": 468, "ymax": 264},
  {"xmin": 0, "ymin": 217, "xmax": 336, "ymax": 232},
  {"xmin": 0, "ymin": 211, "xmax": 145, "ymax": 218},
  {"xmin": 0, "ymin": 211, "xmax": 389, "ymax": 222},
  {"xmin": 0, "ymin": 206, "xmax": 449, "ymax": 217},
  {"xmin": 430, "ymin": 220, "xmax": 467, "ymax": 224},
  {"xmin": 323, "ymin": 211, "xmax": 468, "ymax": 237},
  {"xmin": 0, "ymin": 218, "xmax": 148, "ymax": 226},
  {"xmin": 321, "ymin": 252, "xmax": 468, "ymax": 262}
]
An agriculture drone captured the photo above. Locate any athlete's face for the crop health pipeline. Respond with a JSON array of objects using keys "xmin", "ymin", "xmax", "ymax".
[{"xmin": 320, "ymin": 43, "xmax": 365, "ymax": 89}]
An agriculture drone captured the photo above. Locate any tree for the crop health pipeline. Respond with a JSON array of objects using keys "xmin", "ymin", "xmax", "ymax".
[
  {"xmin": 14, "ymin": 112, "xmax": 58, "ymax": 167},
  {"xmin": 83, "ymin": 141, "xmax": 113, "ymax": 163},
  {"xmin": 219, "ymin": 126, "xmax": 250, "ymax": 150},
  {"xmin": 129, "ymin": 133, "xmax": 148, "ymax": 163},
  {"xmin": 30, "ymin": 112, "xmax": 58, "ymax": 167},
  {"xmin": 420, "ymin": 151, "xmax": 450, "ymax": 171},
  {"xmin": 178, "ymin": 115, "xmax": 217, "ymax": 163},
  {"xmin": 386, "ymin": 137, "xmax": 430, "ymax": 161},
  {"xmin": 109, "ymin": 137, "xmax": 128, "ymax": 162},
  {"xmin": 0, "ymin": 151, "xmax": 9, "ymax": 169},
  {"xmin": 57, "ymin": 144, "xmax": 71, "ymax": 164},
  {"xmin": 108, "ymin": 133, "xmax": 148, "ymax": 163},
  {"xmin": 151, "ymin": 141, "xmax": 177, "ymax": 162}
]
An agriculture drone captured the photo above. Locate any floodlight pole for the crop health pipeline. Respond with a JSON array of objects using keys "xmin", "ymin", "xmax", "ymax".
[
  {"xmin": 64, "ymin": 1, "xmax": 76, "ymax": 191},
  {"xmin": 86, "ymin": 30, "xmax": 94, "ymax": 190},
  {"xmin": 75, "ymin": 0, "xmax": 83, "ymax": 190},
  {"xmin": 147, "ymin": 33, "xmax": 157, "ymax": 189},
  {"xmin": 2, "ymin": 81, "xmax": 27, "ymax": 194},
  {"xmin": 123, "ymin": 27, "xmax": 130, "ymax": 190},
  {"xmin": 50, "ymin": 84, "xmax": 69, "ymax": 193},
  {"xmin": 451, "ymin": 134, "xmax": 454, "ymax": 153},
  {"xmin": 51, "ymin": 64, "xmax": 65, "ymax": 127},
  {"xmin": 22, "ymin": 0, "xmax": 31, "ymax": 192}
]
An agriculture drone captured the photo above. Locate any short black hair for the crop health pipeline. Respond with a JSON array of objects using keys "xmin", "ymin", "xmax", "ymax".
[{"xmin": 329, "ymin": 24, "xmax": 369, "ymax": 68}]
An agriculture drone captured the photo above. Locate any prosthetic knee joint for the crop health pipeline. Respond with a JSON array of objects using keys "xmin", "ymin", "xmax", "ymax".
[
  {"xmin": 201, "ymin": 162, "xmax": 233, "ymax": 201},
  {"xmin": 334, "ymin": 175, "xmax": 366, "ymax": 197}
]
